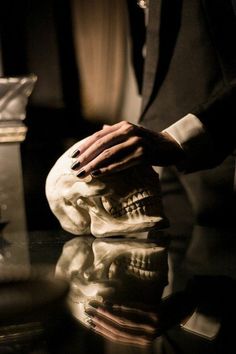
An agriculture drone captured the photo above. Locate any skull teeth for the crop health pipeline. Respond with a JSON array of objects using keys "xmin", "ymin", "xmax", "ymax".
[
  {"xmin": 104, "ymin": 196, "xmax": 161, "ymax": 217},
  {"xmin": 108, "ymin": 261, "xmax": 161, "ymax": 280},
  {"xmin": 126, "ymin": 265, "xmax": 159, "ymax": 280},
  {"xmin": 112, "ymin": 248, "xmax": 167, "ymax": 277}
]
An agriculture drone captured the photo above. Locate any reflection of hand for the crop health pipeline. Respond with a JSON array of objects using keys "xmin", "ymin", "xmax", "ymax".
[
  {"xmin": 70, "ymin": 121, "xmax": 185, "ymax": 177},
  {"xmin": 85, "ymin": 302, "xmax": 159, "ymax": 347},
  {"xmin": 85, "ymin": 291, "xmax": 196, "ymax": 347}
]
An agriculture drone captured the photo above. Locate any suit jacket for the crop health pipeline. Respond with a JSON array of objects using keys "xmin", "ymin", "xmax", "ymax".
[
  {"xmin": 128, "ymin": 0, "xmax": 236, "ymax": 278},
  {"xmin": 134, "ymin": 0, "xmax": 236, "ymax": 169}
]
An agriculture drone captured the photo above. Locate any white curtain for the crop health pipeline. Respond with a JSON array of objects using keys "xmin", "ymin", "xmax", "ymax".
[{"xmin": 71, "ymin": 0, "xmax": 130, "ymax": 123}]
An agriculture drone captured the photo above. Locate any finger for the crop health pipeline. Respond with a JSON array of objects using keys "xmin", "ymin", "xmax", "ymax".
[
  {"xmin": 111, "ymin": 304, "xmax": 159, "ymax": 324},
  {"xmin": 70, "ymin": 123, "xmax": 121, "ymax": 159},
  {"xmin": 86, "ymin": 302, "xmax": 159, "ymax": 333},
  {"xmin": 75, "ymin": 121, "xmax": 132, "ymax": 156},
  {"xmin": 91, "ymin": 316, "xmax": 153, "ymax": 347},
  {"xmin": 74, "ymin": 138, "xmax": 144, "ymax": 177},
  {"xmin": 90, "ymin": 150, "xmax": 143, "ymax": 177},
  {"xmin": 86, "ymin": 153, "xmax": 140, "ymax": 178},
  {"xmin": 88, "ymin": 301, "xmax": 158, "ymax": 322},
  {"xmin": 72, "ymin": 123, "xmax": 137, "ymax": 171},
  {"xmin": 72, "ymin": 131, "xmax": 127, "ymax": 172}
]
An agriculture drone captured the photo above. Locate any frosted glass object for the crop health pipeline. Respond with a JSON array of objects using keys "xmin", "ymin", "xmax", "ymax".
[{"xmin": 0, "ymin": 75, "xmax": 37, "ymax": 120}]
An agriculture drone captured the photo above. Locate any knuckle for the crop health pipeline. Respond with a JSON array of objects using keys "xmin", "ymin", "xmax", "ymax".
[
  {"xmin": 121, "ymin": 121, "xmax": 134, "ymax": 134},
  {"xmin": 136, "ymin": 145, "xmax": 145, "ymax": 156},
  {"xmin": 98, "ymin": 136, "xmax": 111, "ymax": 150},
  {"xmin": 101, "ymin": 148, "xmax": 111, "ymax": 160},
  {"xmin": 93, "ymin": 131, "xmax": 102, "ymax": 140},
  {"xmin": 78, "ymin": 151, "xmax": 91, "ymax": 164},
  {"xmin": 117, "ymin": 318, "xmax": 126, "ymax": 327},
  {"xmin": 120, "ymin": 120, "xmax": 130, "ymax": 127},
  {"xmin": 130, "ymin": 136, "xmax": 142, "ymax": 145}
]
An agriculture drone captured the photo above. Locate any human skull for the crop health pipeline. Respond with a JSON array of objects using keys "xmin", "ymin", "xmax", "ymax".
[
  {"xmin": 55, "ymin": 236, "xmax": 168, "ymax": 327},
  {"xmin": 45, "ymin": 140, "xmax": 169, "ymax": 237}
]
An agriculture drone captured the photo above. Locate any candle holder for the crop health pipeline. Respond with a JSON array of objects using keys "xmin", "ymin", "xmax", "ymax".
[
  {"xmin": 0, "ymin": 74, "xmax": 37, "ymax": 142},
  {"xmin": 0, "ymin": 74, "xmax": 37, "ymax": 264}
]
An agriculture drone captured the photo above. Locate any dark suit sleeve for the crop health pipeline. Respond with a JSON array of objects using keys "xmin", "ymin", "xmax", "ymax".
[
  {"xmin": 193, "ymin": 82, "xmax": 236, "ymax": 166},
  {"xmin": 192, "ymin": 0, "xmax": 236, "ymax": 163},
  {"xmin": 167, "ymin": 0, "xmax": 236, "ymax": 173}
]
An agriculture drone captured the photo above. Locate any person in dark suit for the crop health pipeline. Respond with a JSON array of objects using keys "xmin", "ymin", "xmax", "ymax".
[
  {"xmin": 70, "ymin": 0, "xmax": 236, "ymax": 272},
  {"xmin": 70, "ymin": 1, "xmax": 236, "ymax": 349},
  {"xmin": 71, "ymin": 0, "xmax": 236, "ymax": 178}
]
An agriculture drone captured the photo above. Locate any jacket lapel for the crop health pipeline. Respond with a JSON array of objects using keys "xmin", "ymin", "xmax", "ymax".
[
  {"xmin": 140, "ymin": 0, "xmax": 183, "ymax": 120},
  {"xmin": 140, "ymin": 0, "xmax": 162, "ymax": 116}
]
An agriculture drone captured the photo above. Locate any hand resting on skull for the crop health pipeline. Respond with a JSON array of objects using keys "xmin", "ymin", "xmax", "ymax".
[{"xmin": 70, "ymin": 121, "xmax": 185, "ymax": 178}]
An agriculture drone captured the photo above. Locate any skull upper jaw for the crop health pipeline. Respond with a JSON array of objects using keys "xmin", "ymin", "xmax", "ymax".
[{"xmin": 89, "ymin": 197, "xmax": 169, "ymax": 237}]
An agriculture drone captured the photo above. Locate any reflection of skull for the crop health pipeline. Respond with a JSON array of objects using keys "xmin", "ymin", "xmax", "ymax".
[
  {"xmin": 55, "ymin": 237, "xmax": 168, "ymax": 327},
  {"xmin": 45, "ymin": 140, "xmax": 169, "ymax": 237}
]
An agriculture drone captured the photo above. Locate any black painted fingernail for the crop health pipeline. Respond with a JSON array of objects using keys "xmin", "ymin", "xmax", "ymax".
[
  {"xmin": 87, "ymin": 319, "xmax": 96, "ymax": 328},
  {"xmin": 91, "ymin": 169, "xmax": 101, "ymax": 177},
  {"xmin": 71, "ymin": 161, "xmax": 80, "ymax": 170},
  {"xmin": 77, "ymin": 170, "xmax": 86, "ymax": 178},
  {"xmin": 71, "ymin": 148, "xmax": 80, "ymax": 158}
]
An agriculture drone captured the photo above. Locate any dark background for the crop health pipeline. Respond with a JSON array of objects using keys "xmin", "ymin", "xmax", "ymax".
[{"xmin": 0, "ymin": 0, "xmax": 104, "ymax": 231}]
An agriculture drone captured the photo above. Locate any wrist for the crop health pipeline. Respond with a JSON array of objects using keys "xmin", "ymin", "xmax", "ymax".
[{"xmin": 158, "ymin": 131, "xmax": 186, "ymax": 166}]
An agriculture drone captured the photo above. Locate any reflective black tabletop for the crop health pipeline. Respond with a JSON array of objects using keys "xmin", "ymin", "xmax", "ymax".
[{"xmin": 0, "ymin": 229, "xmax": 235, "ymax": 354}]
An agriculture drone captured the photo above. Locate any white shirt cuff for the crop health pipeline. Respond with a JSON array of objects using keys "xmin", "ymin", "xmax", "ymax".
[{"xmin": 163, "ymin": 114, "xmax": 215, "ymax": 172}]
